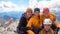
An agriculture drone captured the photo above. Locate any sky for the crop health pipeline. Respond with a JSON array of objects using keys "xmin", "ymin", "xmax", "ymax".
[{"xmin": 0, "ymin": 0, "xmax": 60, "ymax": 12}]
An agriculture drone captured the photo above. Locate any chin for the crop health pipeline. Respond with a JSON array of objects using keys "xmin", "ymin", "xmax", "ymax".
[{"xmin": 45, "ymin": 28, "xmax": 50, "ymax": 31}]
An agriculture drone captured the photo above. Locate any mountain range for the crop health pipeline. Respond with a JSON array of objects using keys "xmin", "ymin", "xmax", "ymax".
[
  {"xmin": 0, "ymin": 10, "xmax": 60, "ymax": 21},
  {"xmin": 0, "ymin": 11, "xmax": 24, "ymax": 21}
]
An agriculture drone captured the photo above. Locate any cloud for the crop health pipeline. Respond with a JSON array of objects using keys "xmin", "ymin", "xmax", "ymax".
[
  {"xmin": 0, "ymin": 0, "xmax": 60, "ymax": 12},
  {"xmin": 0, "ymin": 1, "xmax": 27, "ymax": 12},
  {"xmin": 29, "ymin": 0, "xmax": 60, "ymax": 12},
  {"xmin": 29, "ymin": 0, "xmax": 38, "ymax": 8}
]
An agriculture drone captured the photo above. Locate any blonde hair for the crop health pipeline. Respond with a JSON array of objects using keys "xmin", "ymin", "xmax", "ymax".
[{"xmin": 26, "ymin": 8, "xmax": 32, "ymax": 12}]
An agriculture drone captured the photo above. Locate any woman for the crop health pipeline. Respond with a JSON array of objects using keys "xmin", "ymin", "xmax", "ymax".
[
  {"xmin": 39, "ymin": 18, "xmax": 54, "ymax": 34},
  {"xmin": 26, "ymin": 8, "xmax": 41, "ymax": 34},
  {"xmin": 17, "ymin": 8, "xmax": 32, "ymax": 34}
]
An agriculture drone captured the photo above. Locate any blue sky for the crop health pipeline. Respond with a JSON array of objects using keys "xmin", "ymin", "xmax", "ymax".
[
  {"xmin": 0, "ymin": 0, "xmax": 29, "ymax": 6},
  {"xmin": 0, "ymin": 0, "xmax": 29, "ymax": 7},
  {"xmin": 0, "ymin": 0, "xmax": 60, "ymax": 12}
]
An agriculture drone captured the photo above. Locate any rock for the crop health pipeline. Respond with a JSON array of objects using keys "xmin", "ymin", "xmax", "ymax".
[
  {"xmin": 0, "ymin": 27, "xmax": 6, "ymax": 33},
  {"xmin": 0, "ymin": 18, "xmax": 19, "ymax": 34}
]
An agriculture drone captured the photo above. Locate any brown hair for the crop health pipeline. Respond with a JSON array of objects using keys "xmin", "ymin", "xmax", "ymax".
[
  {"xmin": 34, "ymin": 8, "xmax": 40, "ymax": 12},
  {"xmin": 39, "ymin": 28, "xmax": 54, "ymax": 34}
]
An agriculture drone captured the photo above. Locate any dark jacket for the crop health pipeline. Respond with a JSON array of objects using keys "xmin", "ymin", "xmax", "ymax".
[{"xmin": 17, "ymin": 13, "xmax": 31, "ymax": 34}]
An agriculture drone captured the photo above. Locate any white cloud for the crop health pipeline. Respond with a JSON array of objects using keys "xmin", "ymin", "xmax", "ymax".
[
  {"xmin": 0, "ymin": 1, "xmax": 27, "ymax": 12},
  {"xmin": 29, "ymin": 0, "xmax": 60, "ymax": 12},
  {"xmin": 38, "ymin": 1, "xmax": 54, "ymax": 8},
  {"xmin": 0, "ymin": 0, "xmax": 60, "ymax": 12},
  {"xmin": 29, "ymin": 0, "xmax": 38, "ymax": 9}
]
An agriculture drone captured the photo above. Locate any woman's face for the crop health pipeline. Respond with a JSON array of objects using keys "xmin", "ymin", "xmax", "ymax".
[
  {"xmin": 34, "ymin": 11, "xmax": 39, "ymax": 17},
  {"xmin": 26, "ymin": 11, "xmax": 32, "ymax": 18},
  {"xmin": 44, "ymin": 24, "xmax": 51, "ymax": 31}
]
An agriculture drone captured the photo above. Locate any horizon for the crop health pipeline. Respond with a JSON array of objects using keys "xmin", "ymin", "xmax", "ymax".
[{"xmin": 0, "ymin": 0, "xmax": 60, "ymax": 21}]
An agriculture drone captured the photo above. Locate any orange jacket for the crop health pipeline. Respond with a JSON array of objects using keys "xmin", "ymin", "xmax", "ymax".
[
  {"xmin": 40, "ymin": 13, "xmax": 60, "ymax": 28},
  {"xmin": 26, "ymin": 15, "xmax": 40, "ymax": 28},
  {"xmin": 26, "ymin": 15, "xmax": 40, "ymax": 34}
]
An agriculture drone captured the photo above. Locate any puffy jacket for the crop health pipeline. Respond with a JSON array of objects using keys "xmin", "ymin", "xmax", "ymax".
[
  {"xmin": 40, "ymin": 13, "xmax": 59, "ymax": 28},
  {"xmin": 26, "ymin": 15, "xmax": 40, "ymax": 28},
  {"xmin": 26, "ymin": 15, "xmax": 41, "ymax": 34}
]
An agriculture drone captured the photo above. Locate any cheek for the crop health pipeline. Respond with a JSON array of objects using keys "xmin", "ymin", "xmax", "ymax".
[
  {"xmin": 44, "ymin": 26, "xmax": 47, "ymax": 29},
  {"xmin": 26, "ymin": 13, "xmax": 29, "ymax": 16},
  {"xmin": 44, "ymin": 26, "xmax": 49, "ymax": 29},
  {"xmin": 36, "ymin": 12, "xmax": 39, "ymax": 15},
  {"xmin": 27, "ymin": 13, "xmax": 31, "ymax": 15},
  {"xmin": 48, "ymin": 26, "xmax": 50, "ymax": 28},
  {"xmin": 34, "ymin": 12, "xmax": 37, "ymax": 15},
  {"xmin": 28, "ymin": 13, "xmax": 32, "ymax": 17},
  {"xmin": 30, "ymin": 13, "xmax": 32, "ymax": 15}
]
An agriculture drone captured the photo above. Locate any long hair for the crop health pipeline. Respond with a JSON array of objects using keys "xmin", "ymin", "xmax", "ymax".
[{"xmin": 39, "ymin": 28, "xmax": 54, "ymax": 34}]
